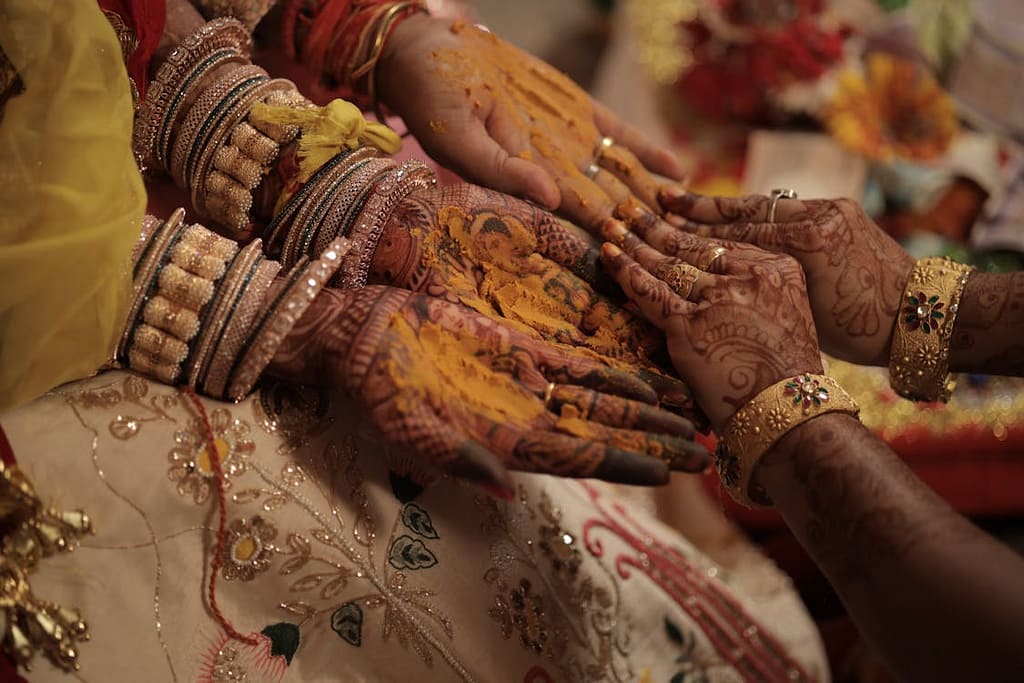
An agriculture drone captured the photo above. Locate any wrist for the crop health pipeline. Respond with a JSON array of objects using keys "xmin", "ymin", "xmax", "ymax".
[{"xmin": 713, "ymin": 373, "xmax": 860, "ymax": 507}]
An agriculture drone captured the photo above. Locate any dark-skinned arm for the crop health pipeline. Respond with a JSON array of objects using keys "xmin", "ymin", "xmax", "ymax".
[
  {"xmin": 756, "ymin": 413, "xmax": 1024, "ymax": 681},
  {"xmin": 950, "ymin": 270, "xmax": 1024, "ymax": 376}
]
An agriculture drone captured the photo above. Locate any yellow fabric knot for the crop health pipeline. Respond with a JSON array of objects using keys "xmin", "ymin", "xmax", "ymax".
[{"xmin": 250, "ymin": 98, "xmax": 401, "ymax": 182}]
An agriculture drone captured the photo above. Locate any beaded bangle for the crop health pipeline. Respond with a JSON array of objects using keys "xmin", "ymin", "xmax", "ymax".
[
  {"xmin": 159, "ymin": 263, "xmax": 216, "ymax": 311},
  {"xmin": 294, "ymin": 157, "xmax": 394, "ymax": 266},
  {"xmin": 226, "ymin": 239, "xmax": 352, "ymax": 401},
  {"xmin": 181, "ymin": 223, "xmax": 238, "ymax": 261},
  {"xmin": 169, "ymin": 64, "xmax": 266, "ymax": 189},
  {"xmin": 127, "ymin": 349, "xmax": 183, "ymax": 385},
  {"xmin": 889, "ymin": 257, "xmax": 974, "ymax": 403},
  {"xmin": 339, "ymin": 160, "xmax": 436, "ymax": 289},
  {"xmin": 190, "ymin": 79, "xmax": 293, "ymax": 221},
  {"xmin": 264, "ymin": 147, "xmax": 378, "ymax": 254},
  {"xmin": 715, "ymin": 374, "xmax": 861, "ymax": 508},
  {"xmin": 142, "ymin": 296, "xmax": 201, "ymax": 342},
  {"xmin": 203, "ymin": 258, "xmax": 281, "ymax": 398},
  {"xmin": 170, "ymin": 240, "xmax": 229, "ymax": 280},
  {"xmin": 133, "ymin": 17, "xmax": 251, "ymax": 171},
  {"xmin": 131, "ymin": 324, "xmax": 190, "ymax": 366},
  {"xmin": 231, "ymin": 122, "xmax": 279, "ymax": 165},
  {"xmin": 186, "ymin": 239, "xmax": 264, "ymax": 388},
  {"xmin": 118, "ymin": 209, "xmax": 187, "ymax": 361}
]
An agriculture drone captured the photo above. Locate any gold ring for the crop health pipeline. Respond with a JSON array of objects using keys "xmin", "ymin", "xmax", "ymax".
[
  {"xmin": 698, "ymin": 245, "xmax": 728, "ymax": 272},
  {"xmin": 661, "ymin": 262, "xmax": 701, "ymax": 299},
  {"xmin": 767, "ymin": 188, "xmax": 798, "ymax": 223},
  {"xmin": 584, "ymin": 136, "xmax": 615, "ymax": 180},
  {"xmin": 543, "ymin": 381, "xmax": 557, "ymax": 409}
]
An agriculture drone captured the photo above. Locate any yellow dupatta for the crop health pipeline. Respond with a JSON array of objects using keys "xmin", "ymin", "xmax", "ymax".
[{"xmin": 0, "ymin": 0, "xmax": 145, "ymax": 412}]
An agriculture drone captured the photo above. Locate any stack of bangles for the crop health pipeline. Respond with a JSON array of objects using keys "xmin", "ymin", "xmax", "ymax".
[
  {"xmin": 119, "ymin": 211, "xmax": 350, "ymax": 402},
  {"xmin": 282, "ymin": 0, "xmax": 427, "ymax": 117},
  {"xmin": 264, "ymin": 146, "xmax": 436, "ymax": 287},
  {"xmin": 135, "ymin": 17, "xmax": 313, "ymax": 236}
]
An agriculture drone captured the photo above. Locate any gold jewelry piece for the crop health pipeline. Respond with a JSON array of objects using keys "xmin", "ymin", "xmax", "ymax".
[
  {"xmin": 661, "ymin": 262, "xmax": 701, "ymax": 299},
  {"xmin": 767, "ymin": 188, "xmax": 797, "ymax": 223},
  {"xmin": 0, "ymin": 460, "xmax": 92, "ymax": 672},
  {"xmin": 716, "ymin": 374, "xmax": 860, "ymax": 507},
  {"xmin": 889, "ymin": 256, "xmax": 974, "ymax": 402},
  {"xmin": 159, "ymin": 263, "xmax": 216, "ymax": 311},
  {"xmin": 698, "ymin": 245, "xmax": 728, "ymax": 272},
  {"xmin": 543, "ymin": 381, "xmax": 556, "ymax": 410}
]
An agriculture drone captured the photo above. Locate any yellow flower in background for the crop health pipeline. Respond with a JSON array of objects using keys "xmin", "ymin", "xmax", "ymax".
[{"xmin": 823, "ymin": 53, "xmax": 959, "ymax": 162}]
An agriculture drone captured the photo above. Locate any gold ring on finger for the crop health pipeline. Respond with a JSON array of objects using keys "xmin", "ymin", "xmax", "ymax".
[
  {"xmin": 584, "ymin": 136, "xmax": 615, "ymax": 179},
  {"xmin": 767, "ymin": 188, "xmax": 798, "ymax": 223},
  {"xmin": 698, "ymin": 245, "xmax": 728, "ymax": 272},
  {"xmin": 661, "ymin": 262, "xmax": 701, "ymax": 299}
]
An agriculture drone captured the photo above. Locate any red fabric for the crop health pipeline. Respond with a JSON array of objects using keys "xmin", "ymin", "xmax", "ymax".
[{"xmin": 97, "ymin": 0, "xmax": 167, "ymax": 98}]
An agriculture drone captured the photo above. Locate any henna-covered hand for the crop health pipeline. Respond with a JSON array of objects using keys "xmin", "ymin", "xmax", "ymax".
[
  {"xmin": 376, "ymin": 15, "xmax": 685, "ymax": 231},
  {"xmin": 653, "ymin": 190, "xmax": 914, "ymax": 366},
  {"xmin": 370, "ymin": 182, "xmax": 659, "ymax": 358},
  {"xmin": 368, "ymin": 182, "xmax": 704, "ymax": 419},
  {"xmin": 266, "ymin": 285, "xmax": 709, "ymax": 493},
  {"xmin": 599, "ymin": 223, "xmax": 823, "ymax": 431}
]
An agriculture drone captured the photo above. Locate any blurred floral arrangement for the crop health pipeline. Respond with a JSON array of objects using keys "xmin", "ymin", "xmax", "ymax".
[
  {"xmin": 626, "ymin": 0, "xmax": 965, "ymax": 161},
  {"xmin": 622, "ymin": 0, "xmax": 1024, "ymax": 263}
]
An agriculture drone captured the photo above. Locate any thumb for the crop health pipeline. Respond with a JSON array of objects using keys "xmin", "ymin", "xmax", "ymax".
[{"xmin": 421, "ymin": 116, "xmax": 560, "ymax": 209}]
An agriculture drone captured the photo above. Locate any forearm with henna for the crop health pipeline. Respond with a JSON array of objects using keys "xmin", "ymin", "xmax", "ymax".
[
  {"xmin": 950, "ymin": 270, "xmax": 1024, "ymax": 376},
  {"xmin": 756, "ymin": 414, "xmax": 1024, "ymax": 681}
]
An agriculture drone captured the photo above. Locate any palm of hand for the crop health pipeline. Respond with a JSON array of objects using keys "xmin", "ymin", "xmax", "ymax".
[
  {"xmin": 270, "ymin": 286, "xmax": 708, "ymax": 489},
  {"xmin": 369, "ymin": 183, "xmax": 660, "ymax": 364}
]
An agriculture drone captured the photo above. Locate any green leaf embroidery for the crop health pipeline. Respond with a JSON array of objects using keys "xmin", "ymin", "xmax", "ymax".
[
  {"xmin": 261, "ymin": 622, "xmax": 300, "ymax": 665},
  {"xmin": 331, "ymin": 603, "xmax": 363, "ymax": 646},
  {"xmin": 401, "ymin": 503, "xmax": 439, "ymax": 539},
  {"xmin": 388, "ymin": 535, "xmax": 438, "ymax": 570},
  {"xmin": 389, "ymin": 470, "xmax": 424, "ymax": 503},
  {"xmin": 664, "ymin": 616, "xmax": 685, "ymax": 645}
]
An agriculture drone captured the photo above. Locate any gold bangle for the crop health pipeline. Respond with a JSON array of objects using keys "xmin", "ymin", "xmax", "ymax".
[
  {"xmin": 715, "ymin": 374, "xmax": 860, "ymax": 508},
  {"xmin": 889, "ymin": 257, "xmax": 974, "ymax": 403},
  {"xmin": 159, "ymin": 263, "xmax": 216, "ymax": 311}
]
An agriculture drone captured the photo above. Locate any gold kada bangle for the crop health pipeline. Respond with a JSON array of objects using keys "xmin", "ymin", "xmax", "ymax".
[
  {"xmin": 889, "ymin": 256, "xmax": 974, "ymax": 403},
  {"xmin": 715, "ymin": 374, "xmax": 860, "ymax": 508}
]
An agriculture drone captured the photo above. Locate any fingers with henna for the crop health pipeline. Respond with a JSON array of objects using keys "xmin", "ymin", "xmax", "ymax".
[
  {"xmin": 598, "ymin": 242, "xmax": 698, "ymax": 329},
  {"xmin": 481, "ymin": 419, "xmax": 671, "ymax": 485},
  {"xmin": 546, "ymin": 384, "xmax": 696, "ymax": 438},
  {"xmin": 372, "ymin": 399, "xmax": 515, "ymax": 498}
]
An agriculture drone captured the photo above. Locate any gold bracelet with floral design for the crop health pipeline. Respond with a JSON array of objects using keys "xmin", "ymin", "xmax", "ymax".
[
  {"xmin": 889, "ymin": 256, "xmax": 974, "ymax": 403},
  {"xmin": 715, "ymin": 374, "xmax": 860, "ymax": 508}
]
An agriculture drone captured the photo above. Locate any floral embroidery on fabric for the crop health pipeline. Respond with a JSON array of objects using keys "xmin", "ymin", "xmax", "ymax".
[
  {"xmin": 222, "ymin": 516, "xmax": 278, "ymax": 581},
  {"xmin": 489, "ymin": 577, "xmax": 550, "ymax": 654},
  {"xmin": 169, "ymin": 408, "xmax": 255, "ymax": 504},
  {"xmin": 480, "ymin": 488, "xmax": 633, "ymax": 680}
]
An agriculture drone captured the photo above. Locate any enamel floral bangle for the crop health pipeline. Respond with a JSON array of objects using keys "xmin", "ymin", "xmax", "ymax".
[
  {"xmin": 715, "ymin": 374, "xmax": 860, "ymax": 508},
  {"xmin": 889, "ymin": 257, "xmax": 974, "ymax": 403}
]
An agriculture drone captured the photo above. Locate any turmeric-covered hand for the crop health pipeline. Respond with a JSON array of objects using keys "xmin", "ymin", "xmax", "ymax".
[
  {"xmin": 376, "ymin": 15, "xmax": 685, "ymax": 231},
  {"xmin": 266, "ymin": 285, "xmax": 709, "ymax": 492}
]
